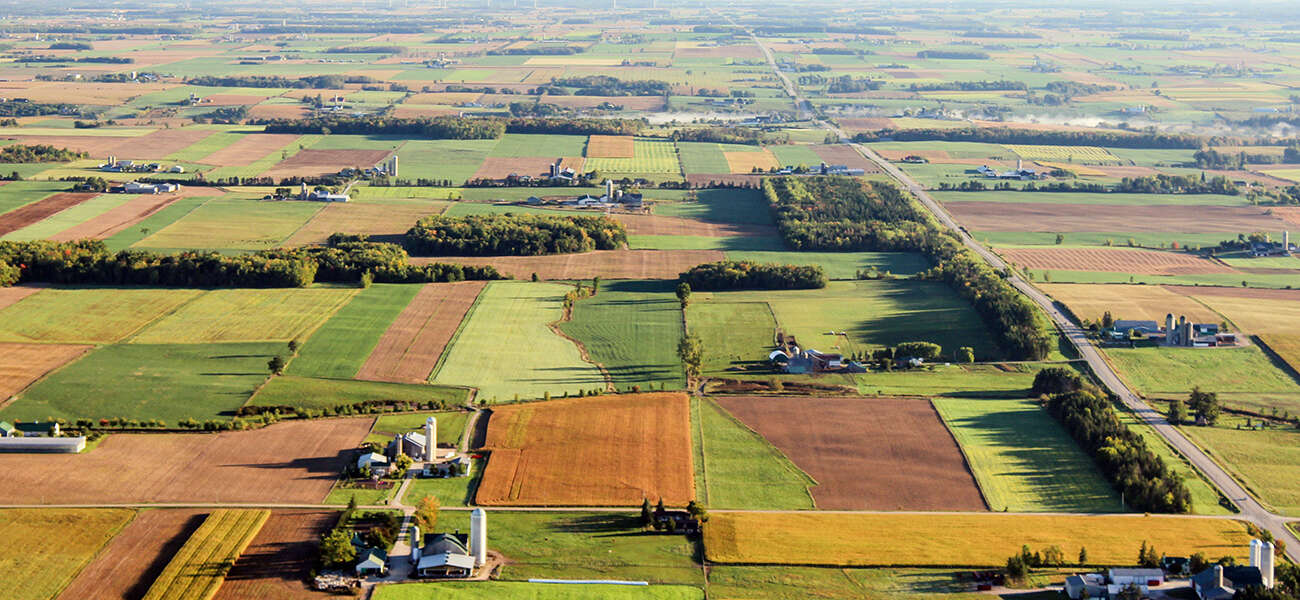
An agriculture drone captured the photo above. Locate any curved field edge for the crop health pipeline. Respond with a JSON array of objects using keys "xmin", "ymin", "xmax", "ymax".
[{"xmin": 694, "ymin": 397, "xmax": 816, "ymax": 510}]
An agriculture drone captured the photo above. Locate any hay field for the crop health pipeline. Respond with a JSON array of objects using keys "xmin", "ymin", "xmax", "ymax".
[
  {"xmin": 1042, "ymin": 284, "xmax": 1223, "ymax": 323},
  {"xmin": 356, "ymin": 281, "xmax": 485, "ymax": 384},
  {"xmin": 133, "ymin": 288, "xmax": 354, "ymax": 344},
  {"xmin": 0, "ymin": 192, "xmax": 98, "ymax": 236},
  {"xmin": 1000, "ymin": 248, "xmax": 1235, "ymax": 275},
  {"xmin": 1182, "ymin": 420, "xmax": 1300, "ymax": 516},
  {"xmin": 1003, "ymin": 144, "xmax": 1119, "ymax": 163},
  {"xmin": 0, "ymin": 509, "xmax": 135, "ymax": 600},
  {"xmin": 723, "ymin": 149, "xmax": 779, "ymax": 174},
  {"xmin": 375, "ymin": 582, "xmax": 704, "ymax": 600},
  {"xmin": 288, "ymin": 284, "xmax": 423, "ymax": 379},
  {"xmin": 140, "ymin": 509, "xmax": 270, "ymax": 600},
  {"xmin": 477, "ymin": 393, "xmax": 694, "ymax": 506},
  {"xmin": 0, "ymin": 288, "xmax": 200, "ymax": 344},
  {"xmin": 703, "ymin": 513, "xmax": 1252, "ymax": 567},
  {"xmin": 431, "ymin": 282, "xmax": 604, "ymax": 401},
  {"xmin": 558, "ymin": 280, "xmax": 686, "ymax": 391},
  {"xmin": 584, "ymin": 139, "xmax": 680, "ymax": 174},
  {"xmin": 586, "ymin": 134, "xmax": 635, "ymax": 158},
  {"xmin": 284, "ymin": 201, "xmax": 446, "ymax": 246},
  {"xmin": 136, "ymin": 197, "xmax": 324, "ymax": 251}
]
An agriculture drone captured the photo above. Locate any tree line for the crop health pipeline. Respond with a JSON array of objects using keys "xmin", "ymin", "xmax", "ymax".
[
  {"xmin": 550, "ymin": 75, "xmax": 671, "ymax": 96},
  {"xmin": 852, "ymin": 126, "xmax": 1214, "ymax": 149},
  {"xmin": 403, "ymin": 213, "xmax": 627, "ymax": 256},
  {"xmin": 0, "ymin": 144, "xmax": 86, "ymax": 163},
  {"xmin": 908, "ymin": 80, "xmax": 1027, "ymax": 92},
  {"xmin": 678, "ymin": 260, "xmax": 827, "ymax": 291},
  {"xmin": 256, "ymin": 115, "xmax": 645, "ymax": 139},
  {"xmin": 185, "ymin": 74, "xmax": 378, "ymax": 89},
  {"xmin": 939, "ymin": 173, "xmax": 1240, "ymax": 196}
]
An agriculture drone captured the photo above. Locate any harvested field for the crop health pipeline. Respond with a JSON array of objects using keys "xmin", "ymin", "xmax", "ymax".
[
  {"xmin": 141, "ymin": 509, "xmax": 270, "ymax": 600},
  {"xmin": 811, "ymin": 144, "xmax": 880, "ymax": 173},
  {"xmin": 247, "ymin": 104, "xmax": 311, "ymax": 120},
  {"xmin": 1165, "ymin": 285, "xmax": 1300, "ymax": 301},
  {"xmin": 356, "ymin": 281, "xmax": 485, "ymax": 384},
  {"xmin": 284, "ymin": 202, "xmax": 446, "ymax": 246},
  {"xmin": 48, "ymin": 194, "xmax": 183, "ymax": 241},
  {"xmin": 0, "ymin": 192, "xmax": 96, "ymax": 236},
  {"xmin": 586, "ymin": 135, "xmax": 635, "ymax": 158},
  {"xmin": 132, "ymin": 288, "xmax": 355, "ymax": 344},
  {"xmin": 118, "ymin": 128, "xmax": 218, "ymax": 159},
  {"xmin": 0, "ymin": 508, "xmax": 136, "ymax": 600},
  {"xmin": 200, "ymin": 94, "xmax": 269, "ymax": 106},
  {"xmin": 414, "ymin": 249, "xmax": 725, "ymax": 280},
  {"xmin": 261, "ymin": 149, "xmax": 393, "ymax": 179},
  {"xmin": 0, "ymin": 135, "xmax": 134, "ymax": 157},
  {"xmin": 715, "ymin": 396, "xmax": 986, "ymax": 511},
  {"xmin": 1042, "ymin": 284, "xmax": 1225, "ymax": 323},
  {"xmin": 999, "ymin": 247, "xmax": 1236, "ymax": 275},
  {"xmin": 617, "ymin": 213, "xmax": 777, "ymax": 237},
  {"xmin": 723, "ymin": 149, "xmax": 779, "ymax": 174},
  {"xmin": 834, "ymin": 117, "xmax": 893, "ymax": 132},
  {"xmin": 949, "ymin": 202, "xmax": 1289, "ymax": 233},
  {"xmin": 198, "ymin": 133, "xmax": 302, "ymax": 167},
  {"xmin": 0, "ymin": 343, "xmax": 91, "ymax": 402},
  {"xmin": 0, "ymin": 418, "xmax": 372, "ymax": 504},
  {"xmin": 471, "ymin": 156, "xmax": 566, "ymax": 180},
  {"xmin": 476, "ymin": 393, "xmax": 694, "ymax": 506},
  {"xmin": 57, "ymin": 509, "xmax": 209, "ymax": 600},
  {"xmin": 212, "ymin": 510, "xmax": 337, "ymax": 600}
]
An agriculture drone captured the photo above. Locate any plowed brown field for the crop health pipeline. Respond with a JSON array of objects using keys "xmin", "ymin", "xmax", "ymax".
[
  {"xmin": 356, "ymin": 281, "xmax": 485, "ymax": 384},
  {"xmin": 284, "ymin": 202, "xmax": 446, "ymax": 246},
  {"xmin": 949, "ymin": 202, "xmax": 1290, "ymax": 233},
  {"xmin": 811, "ymin": 144, "xmax": 881, "ymax": 173},
  {"xmin": 0, "ymin": 418, "xmax": 372, "ymax": 504},
  {"xmin": 476, "ymin": 393, "xmax": 695, "ymax": 506},
  {"xmin": 617, "ymin": 213, "xmax": 778, "ymax": 237},
  {"xmin": 261, "ymin": 149, "xmax": 393, "ymax": 179},
  {"xmin": 57, "ymin": 509, "xmax": 208, "ymax": 600},
  {"xmin": 586, "ymin": 135, "xmax": 634, "ymax": 158},
  {"xmin": 199, "ymin": 133, "xmax": 302, "ymax": 167},
  {"xmin": 716, "ymin": 396, "xmax": 986, "ymax": 511},
  {"xmin": 471, "ymin": 156, "xmax": 563, "ymax": 180},
  {"xmin": 212, "ymin": 510, "xmax": 337, "ymax": 600},
  {"xmin": 411, "ymin": 249, "xmax": 724, "ymax": 280},
  {"xmin": 998, "ymin": 247, "xmax": 1236, "ymax": 275},
  {"xmin": 116, "ymin": 128, "xmax": 217, "ymax": 159},
  {"xmin": 0, "ymin": 343, "xmax": 91, "ymax": 403},
  {"xmin": 0, "ymin": 192, "xmax": 97, "ymax": 236}
]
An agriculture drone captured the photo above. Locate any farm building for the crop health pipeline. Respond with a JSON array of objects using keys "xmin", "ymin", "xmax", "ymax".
[
  {"xmin": 8, "ymin": 421, "xmax": 60, "ymax": 437},
  {"xmin": 1192, "ymin": 539, "xmax": 1274, "ymax": 599},
  {"xmin": 0, "ymin": 436, "xmax": 86, "ymax": 453},
  {"xmin": 1164, "ymin": 314, "xmax": 1234, "ymax": 347},
  {"xmin": 410, "ymin": 508, "xmax": 487, "ymax": 578},
  {"xmin": 119, "ymin": 181, "xmax": 179, "ymax": 194},
  {"xmin": 0, "ymin": 421, "xmax": 10, "ymax": 437},
  {"xmin": 388, "ymin": 431, "xmax": 428, "ymax": 461},
  {"xmin": 1110, "ymin": 320, "xmax": 1162, "ymax": 339},
  {"xmin": 424, "ymin": 454, "xmax": 471, "ymax": 478},
  {"xmin": 355, "ymin": 547, "xmax": 388, "ymax": 577},
  {"xmin": 357, "ymin": 452, "xmax": 389, "ymax": 476},
  {"xmin": 652, "ymin": 507, "xmax": 700, "ymax": 534},
  {"xmin": 1064, "ymin": 573, "xmax": 1107, "ymax": 600}
]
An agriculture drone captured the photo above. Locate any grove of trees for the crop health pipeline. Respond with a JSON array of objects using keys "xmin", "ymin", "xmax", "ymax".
[
  {"xmin": 403, "ymin": 213, "xmax": 627, "ymax": 256},
  {"xmin": 678, "ymin": 260, "xmax": 827, "ymax": 290}
]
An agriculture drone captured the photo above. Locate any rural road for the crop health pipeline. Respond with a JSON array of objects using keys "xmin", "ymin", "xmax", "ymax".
[{"xmin": 740, "ymin": 27, "xmax": 1300, "ymax": 560}]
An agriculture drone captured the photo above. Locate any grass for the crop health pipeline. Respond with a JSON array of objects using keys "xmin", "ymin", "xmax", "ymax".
[
  {"xmin": 0, "ymin": 287, "xmax": 200, "ymax": 344},
  {"xmin": 676, "ymin": 141, "xmax": 730, "ymax": 174},
  {"xmin": 585, "ymin": 139, "xmax": 681, "ymax": 174},
  {"xmin": 167, "ymin": 131, "xmax": 246, "ymax": 162},
  {"xmin": 374, "ymin": 582, "xmax": 704, "ymax": 600},
  {"xmin": 402, "ymin": 457, "xmax": 483, "ymax": 507},
  {"xmin": 703, "ymin": 512, "xmax": 1252, "ymax": 567},
  {"xmin": 102, "ymin": 193, "xmax": 211, "ymax": 252},
  {"xmin": 705, "ymin": 566, "xmax": 991, "ymax": 600},
  {"xmin": 932, "ymin": 397, "xmax": 1124, "ymax": 513},
  {"xmin": 694, "ymin": 397, "xmax": 815, "ymax": 510},
  {"xmin": 431, "ymin": 282, "xmax": 605, "ymax": 401},
  {"xmin": 132, "ymin": 287, "xmax": 355, "ymax": 344},
  {"xmin": 287, "ymin": 284, "xmax": 420, "ymax": 378},
  {"xmin": 140, "ymin": 509, "xmax": 270, "ymax": 600},
  {"xmin": 559, "ymin": 280, "xmax": 686, "ymax": 392},
  {"xmin": 1180, "ymin": 416, "xmax": 1300, "ymax": 516},
  {"xmin": 325, "ymin": 481, "xmax": 396, "ymax": 506},
  {"xmin": 0, "ymin": 181, "xmax": 73, "ymax": 215},
  {"xmin": 397, "ymin": 139, "xmax": 498, "ymax": 183},
  {"xmin": 488, "ymin": 133, "xmax": 586, "ymax": 157},
  {"xmin": 686, "ymin": 301, "xmax": 776, "ymax": 376},
  {"xmin": 1001, "ymin": 145, "xmax": 1119, "ymax": 163},
  {"xmin": 1115, "ymin": 408, "xmax": 1233, "ymax": 516},
  {"xmin": 1, "ymin": 342, "xmax": 280, "ymax": 423},
  {"xmin": 0, "ymin": 193, "xmax": 130, "ymax": 241},
  {"xmin": 1106, "ymin": 346, "xmax": 1300, "ymax": 398},
  {"xmin": 368, "ymin": 410, "xmax": 471, "ymax": 447},
  {"xmin": 723, "ymin": 251, "xmax": 929, "ymax": 279},
  {"xmin": 248, "ymin": 376, "xmax": 469, "ymax": 411},
  {"xmin": 135, "ymin": 196, "xmax": 323, "ymax": 251},
  {"xmin": 855, "ymin": 364, "xmax": 1044, "ymax": 398},
  {"xmin": 627, "ymin": 234, "xmax": 788, "ymax": 251},
  {"xmin": 768, "ymin": 145, "xmax": 825, "ymax": 167},
  {"xmin": 0, "ymin": 508, "xmax": 135, "ymax": 600},
  {"xmin": 653, "ymin": 189, "xmax": 773, "ymax": 226}
]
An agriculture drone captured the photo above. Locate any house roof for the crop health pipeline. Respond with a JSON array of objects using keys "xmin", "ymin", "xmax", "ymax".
[
  {"xmin": 1108, "ymin": 568, "xmax": 1163, "ymax": 578},
  {"xmin": 417, "ymin": 552, "xmax": 475, "ymax": 570},
  {"xmin": 14, "ymin": 422, "xmax": 55, "ymax": 433},
  {"xmin": 0, "ymin": 421, "xmax": 13, "ymax": 433},
  {"xmin": 422, "ymin": 532, "xmax": 469, "ymax": 556},
  {"xmin": 357, "ymin": 547, "xmax": 387, "ymax": 569}
]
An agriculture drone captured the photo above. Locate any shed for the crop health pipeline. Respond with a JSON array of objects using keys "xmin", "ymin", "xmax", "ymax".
[
  {"xmin": 355, "ymin": 548, "xmax": 388, "ymax": 577},
  {"xmin": 0, "ymin": 421, "xmax": 13, "ymax": 437}
]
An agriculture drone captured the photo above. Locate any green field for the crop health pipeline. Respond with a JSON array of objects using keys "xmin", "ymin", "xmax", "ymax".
[
  {"xmin": 676, "ymin": 141, "xmax": 730, "ymax": 174},
  {"xmin": 933, "ymin": 397, "xmax": 1124, "ymax": 513},
  {"xmin": 627, "ymin": 234, "xmax": 787, "ymax": 251},
  {"xmin": 724, "ymin": 251, "xmax": 929, "ymax": 279},
  {"xmin": 367, "ymin": 410, "xmax": 470, "ymax": 447},
  {"xmin": 132, "ymin": 288, "xmax": 354, "ymax": 344},
  {"xmin": 432, "ymin": 281, "xmax": 605, "ymax": 401},
  {"xmin": 585, "ymin": 139, "xmax": 681, "ymax": 174},
  {"xmin": 249, "ymin": 376, "xmax": 469, "ymax": 411},
  {"xmin": 653, "ymin": 189, "xmax": 773, "ymax": 226},
  {"xmin": 705, "ymin": 566, "xmax": 988, "ymax": 600},
  {"xmin": 101, "ymin": 193, "xmax": 211, "ymax": 252},
  {"xmin": 686, "ymin": 301, "xmax": 776, "ymax": 375},
  {"xmin": 489, "ymin": 133, "xmax": 585, "ymax": 157},
  {"xmin": 287, "ymin": 284, "xmax": 420, "ymax": 378},
  {"xmin": 559, "ymin": 280, "xmax": 686, "ymax": 392},
  {"xmin": 401, "ymin": 457, "xmax": 483, "ymax": 507},
  {"xmin": 768, "ymin": 145, "xmax": 825, "ymax": 168},
  {"xmin": 694, "ymin": 397, "xmax": 815, "ymax": 510},
  {"xmin": 135, "ymin": 196, "xmax": 323, "ymax": 250},
  {"xmin": 1106, "ymin": 346, "xmax": 1300, "ymax": 399},
  {"xmin": 1114, "ymin": 407, "xmax": 1232, "ymax": 516},
  {"xmin": 1, "ymin": 342, "xmax": 280, "ymax": 423},
  {"xmin": 141, "ymin": 509, "xmax": 270, "ymax": 600},
  {"xmin": 0, "ymin": 193, "xmax": 130, "ymax": 241},
  {"xmin": 0, "ymin": 508, "xmax": 135, "ymax": 600},
  {"xmin": 375, "ymin": 582, "xmax": 703, "ymax": 600},
  {"xmin": 0, "ymin": 181, "xmax": 72, "ymax": 215},
  {"xmin": 0, "ymin": 287, "xmax": 200, "ymax": 344},
  {"xmin": 855, "ymin": 364, "xmax": 1048, "ymax": 397},
  {"xmin": 1181, "ymin": 417, "xmax": 1300, "ymax": 516},
  {"xmin": 396, "ymin": 139, "xmax": 499, "ymax": 182}
]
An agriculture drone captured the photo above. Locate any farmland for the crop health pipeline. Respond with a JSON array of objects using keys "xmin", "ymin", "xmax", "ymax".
[
  {"xmin": 584, "ymin": 139, "xmax": 681, "ymax": 174},
  {"xmin": 376, "ymin": 582, "xmax": 703, "ymax": 600},
  {"xmin": 287, "ymin": 283, "xmax": 422, "ymax": 379},
  {"xmin": 0, "ymin": 287, "xmax": 200, "ymax": 344},
  {"xmin": 476, "ymin": 393, "xmax": 694, "ymax": 506},
  {"xmin": 0, "ymin": 508, "xmax": 134, "ymax": 600},
  {"xmin": 1000, "ymin": 247, "xmax": 1235, "ymax": 276},
  {"xmin": 420, "ymin": 250, "xmax": 725, "ymax": 281},
  {"xmin": 133, "ymin": 288, "xmax": 354, "ymax": 344},
  {"xmin": 356, "ymin": 281, "xmax": 485, "ymax": 384},
  {"xmin": 0, "ymin": 342, "xmax": 91, "ymax": 401},
  {"xmin": 692, "ymin": 397, "xmax": 815, "ymax": 510},
  {"xmin": 686, "ymin": 301, "xmax": 776, "ymax": 375},
  {"xmin": 212, "ymin": 510, "xmax": 338, "ymax": 600},
  {"xmin": 1180, "ymin": 417, "xmax": 1300, "ymax": 516},
  {"xmin": 135, "ymin": 196, "xmax": 323, "ymax": 251},
  {"xmin": 249, "ymin": 376, "xmax": 469, "ymax": 412},
  {"xmin": 1003, "ymin": 145, "xmax": 1119, "ymax": 163},
  {"xmin": 58, "ymin": 509, "xmax": 209, "ymax": 600},
  {"xmin": 141, "ymin": 509, "xmax": 270, "ymax": 600},
  {"xmin": 559, "ymin": 280, "xmax": 686, "ymax": 392}
]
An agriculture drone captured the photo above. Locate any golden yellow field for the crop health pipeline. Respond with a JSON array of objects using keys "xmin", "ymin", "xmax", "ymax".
[
  {"xmin": 703, "ymin": 513, "xmax": 1252, "ymax": 567},
  {"xmin": 1197, "ymin": 295, "xmax": 1300, "ymax": 335},
  {"xmin": 724, "ymin": 149, "xmax": 779, "ymax": 174},
  {"xmin": 1003, "ymin": 144, "xmax": 1118, "ymax": 163},
  {"xmin": 1258, "ymin": 334, "xmax": 1300, "ymax": 374},
  {"xmin": 586, "ymin": 135, "xmax": 635, "ymax": 158},
  {"xmin": 1041, "ymin": 284, "xmax": 1221, "ymax": 324}
]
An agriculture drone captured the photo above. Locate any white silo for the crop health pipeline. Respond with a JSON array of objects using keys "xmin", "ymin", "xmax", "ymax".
[
  {"xmin": 1251, "ymin": 539, "xmax": 1275, "ymax": 588},
  {"xmin": 605, "ymin": 179, "xmax": 614, "ymax": 200},
  {"xmin": 470, "ymin": 508, "xmax": 487, "ymax": 567},
  {"xmin": 409, "ymin": 524, "xmax": 422, "ymax": 565},
  {"xmin": 425, "ymin": 416, "xmax": 436, "ymax": 461}
]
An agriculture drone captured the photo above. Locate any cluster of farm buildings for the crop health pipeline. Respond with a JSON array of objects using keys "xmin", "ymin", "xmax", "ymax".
[
  {"xmin": 1109, "ymin": 314, "xmax": 1237, "ymax": 347},
  {"xmin": 1064, "ymin": 540, "xmax": 1277, "ymax": 600},
  {"xmin": 0, "ymin": 420, "xmax": 85, "ymax": 452}
]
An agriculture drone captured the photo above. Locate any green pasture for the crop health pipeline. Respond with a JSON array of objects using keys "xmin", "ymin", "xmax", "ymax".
[
  {"xmin": 1181, "ymin": 416, "xmax": 1300, "ymax": 516},
  {"xmin": 287, "ymin": 284, "xmax": 420, "ymax": 378},
  {"xmin": 1107, "ymin": 345, "xmax": 1300, "ymax": 396},
  {"xmin": 723, "ymin": 251, "xmax": 929, "ymax": 279},
  {"xmin": 653, "ymin": 188, "xmax": 773, "ymax": 226},
  {"xmin": 559, "ymin": 280, "xmax": 686, "ymax": 392},
  {"xmin": 401, "ymin": 457, "xmax": 484, "ymax": 507},
  {"xmin": 704, "ymin": 566, "xmax": 989, "ymax": 600},
  {"xmin": 367, "ymin": 410, "xmax": 470, "ymax": 448},
  {"xmin": 855, "ymin": 363, "xmax": 1044, "ymax": 398},
  {"xmin": 686, "ymin": 301, "xmax": 776, "ymax": 375},
  {"xmin": 248, "ymin": 376, "xmax": 468, "ymax": 411},
  {"xmin": 768, "ymin": 145, "xmax": 824, "ymax": 167},
  {"xmin": 132, "ymin": 287, "xmax": 355, "ymax": 344},
  {"xmin": 693, "ymin": 397, "xmax": 816, "ymax": 510},
  {"xmin": 396, "ymin": 139, "xmax": 498, "ymax": 183},
  {"xmin": 1115, "ymin": 408, "xmax": 1231, "ymax": 516},
  {"xmin": 0, "ymin": 287, "xmax": 200, "ymax": 344},
  {"xmin": 489, "ymin": 134, "xmax": 587, "ymax": 157},
  {"xmin": 0, "ymin": 181, "xmax": 72, "ymax": 215},
  {"xmin": 676, "ymin": 141, "xmax": 729, "ymax": 174},
  {"xmin": 585, "ymin": 139, "xmax": 681, "ymax": 174},
  {"xmin": 377, "ymin": 581, "xmax": 701, "ymax": 599},
  {"xmin": 627, "ymin": 234, "xmax": 787, "ymax": 251},
  {"xmin": 134, "ymin": 196, "xmax": 323, "ymax": 251},
  {"xmin": 101, "ymin": 193, "xmax": 211, "ymax": 252}
]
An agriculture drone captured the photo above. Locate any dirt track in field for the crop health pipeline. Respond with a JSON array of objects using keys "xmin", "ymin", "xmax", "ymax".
[
  {"xmin": 0, "ymin": 192, "xmax": 98, "ymax": 236},
  {"xmin": 617, "ymin": 213, "xmax": 778, "ymax": 237},
  {"xmin": 199, "ymin": 133, "xmax": 302, "ymax": 167},
  {"xmin": 212, "ymin": 510, "xmax": 337, "ymax": 600},
  {"xmin": 998, "ymin": 247, "xmax": 1237, "ymax": 275},
  {"xmin": 947, "ymin": 202, "xmax": 1290, "ymax": 233},
  {"xmin": 411, "ymin": 249, "xmax": 725, "ymax": 280},
  {"xmin": 57, "ymin": 509, "xmax": 208, "ymax": 600},
  {"xmin": 356, "ymin": 281, "xmax": 485, "ymax": 384},
  {"xmin": 716, "ymin": 396, "xmax": 987, "ymax": 511},
  {"xmin": 261, "ymin": 149, "xmax": 393, "ymax": 179},
  {"xmin": 0, "ymin": 343, "xmax": 92, "ymax": 403},
  {"xmin": 0, "ymin": 418, "xmax": 372, "ymax": 504},
  {"xmin": 476, "ymin": 393, "xmax": 695, "ymax": 506}
]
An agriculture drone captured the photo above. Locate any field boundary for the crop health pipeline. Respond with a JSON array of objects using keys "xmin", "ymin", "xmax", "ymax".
[
  {"xmin": 0, "ymin": 344, "xmax": 94, "ymax": 411},
  {"xmin": 930, "ymin": 398, "xmax": 993, "ymax": 512},
  {"xmin": 426, "ymin": 282, "xmax": 488, "ymax": 383},
  {"xmin": 705, "ymin": 397, "xmax": 818, "ymax": 503},
  {"xmin": 550, "ymin": 294, "xmax": 615, "ymax": 393}
]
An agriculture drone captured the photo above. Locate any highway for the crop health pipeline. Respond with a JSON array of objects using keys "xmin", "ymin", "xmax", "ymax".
[{"xmin": 743, "ymin": 26, "xmax": 1300, "ymax": 561}]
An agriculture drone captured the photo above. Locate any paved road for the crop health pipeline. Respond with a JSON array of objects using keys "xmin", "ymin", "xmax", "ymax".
[{"xmin": 740, "ymin": 26, "xmax": 1300, "ymax": 560}]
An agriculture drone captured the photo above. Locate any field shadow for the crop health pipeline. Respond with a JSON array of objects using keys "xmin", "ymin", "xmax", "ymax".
[
  {"xmin": 551, "ymin": 513, "xmax": 643, "ymax": 536},
  {"xmin": 227, "ymin": 449, "xmax": 352, "ymax": 476},
  {"xmin": 468, "ymin": 410, "xmax": 490, "ymax": 450},
  {"xmin": 125, "ymin": 512, "xmax": 210, "ymax": 600},
  {"xmin": 222, "ymin": 511, "xmax": 334, "ymax": 586}
]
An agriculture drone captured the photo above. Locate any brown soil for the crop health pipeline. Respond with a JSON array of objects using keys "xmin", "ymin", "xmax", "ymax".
[
  {"xmin": 199, "ymin": 133, "xmax": 303, "ymax": 167},
  {"xmin": 617, "ymin": 213, "xmax": 778, "ymax": 237},
  {"xmin": 0, "ymin": 343, "xmax": 91, "ymax": 402},
  {"xmin": 1269, "ymin": 207, "xmax": 1300, "ymax": 228},
  {"xmin": 715, "ymin": 396, "xmax": 987, "ymax": 511},
  {"xmin": 50, "ymin": 186, "xmax": 222, "ymax": 241},
  {"xmin": 212, "ymin": 510, "xmax": 338, "ymax": 600},
  {"xmin": 410, "ymin": 249, "xmax": 725, "ymax": 280},
  {"xmin": 0, "ymin": 192, "xmax": 97, "ymax": 236},
  {"xmin": 114, "ymin": 128, "xmax": 218, "ymax": 159},
  {"xmin": 586, "ymin": 135, "xmax": 634, "ymax": 158},
  {"xmin": 0, "ymin": 135, "xmax": 134, "ymax": 157},
  {"xmin": 471, "ymin": 156, "xmax": 563, "ymax": 180},
  {"xmin": 947, "ymin": 202, "xmax": 1291, "ymax": 233},
  {"xmin": 999, "ymin": 247, "xmax": 1237, "ymax": 275},
  {"xmin": 57, "ymin": 509, "xmax": 209, "ymax": 600},
  {"xmin": 261, "ymin": 149, "xmax": 394, "ymax": 179},
  {"xmin": 247, "ymin": 104, "xmax": 311, "ymax": 120},
  {"xmin": 284, "ymin": 202, "xmax": 445, "ymax": 246},
  {"xmin": 356, "ymin": 281, "xmax": 485, "ymax": 384},
  {"xmin": 0, "ymin": 418, "xmax": 373, "ymax": 504},
  {"xmin": 811, "ymin": 144, "xmax": 881, "ymax": 173}
]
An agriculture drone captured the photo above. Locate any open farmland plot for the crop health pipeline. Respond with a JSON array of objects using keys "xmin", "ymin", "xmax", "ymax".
[
  {"xmin": 356, "ymin": 281, "xmax": 485, "ymax": 384},
  {"xmin": 431, "ymin": 281, "xmax": 604, "ymax": 401},
  {"xmin": 57, "ymin": 509, "xmax": 208, "ymax": 600},
  {"xmin": 687, "ymin": 302, "xmax": 776, "ymax": 375},
  {"xmin": 48, "ymin": 190, "xmax": 220, "ymax": 242},
  {"xmin": 285, "ymin": 201, "xmax": 446, "ymax": 246},
  {"xmin": 415, "ymin": 250, "xmax": 725, "ymax": 280},
  {"xmin": 109, "ymin": 128, "xmax": 218, "ymax": 160},
  {"xmin": 133, "ymin": 288, "xmax": 354, "ymax": 344},
  {"xmin": 693, "ymin": 397, "xmax": 815, "ymax": 510},
  {"xmin": 1105, "ymin": 346, "xmax": 1300, "ymax": 415},
  {"xmin": 584, "ymin": 139, "xmax": 680, "ymax": 174},
  {"xmin": 1, "ymin": 194, "xmax": 132, "ymax": 241},
  {"xmin": 559, "ymin": 280, "xmax": 686, "ymax": 391},
  {"xmin": 0, "ymin": 418, "xmax": 371, "ymax": 504},
  {"xmin": 1000, "ymin": 247, "xmax": 1236, "ymax": 275},
  {"xmin": 0, "ymin": 343, "xmax": 91, "ymax": 402},
  {"xmin": 1003, "ymin": 144, "xmax": 1119, "ymax": 163},
  {"xmin": 250, "ymin": 376, "xmax": 469, "ymax": 412},
  {"xmin": 948, "ymin": 202, "xmax": 1290, "ymax": 233},
  {"xmin": 375, "ymin": 582, "xmax": 703, "ymax": 600},
  {"xmin": 102, "ymin": 192, "xmax": 211, "ymax": 252},
  {"xmin": 195, "ymin": 133, "xmax": 303, "ymax": 167},
  {"xmin": 703, "ymin": 512, "xmax": 1252, "ymax": 568},
  {"xmin": 617, "ymin": 213, "xmax": 778, "ymax": 238},
  {"xmin": 715, "ymin": 396, "xmax": 985, "ymax": 511},
  {"xmin": 288, "ymin": 284, "xmax": 422, "ymax": 379},
  {"xmin": 1181, "ymin": 420, "xmax": 1300, "ymax": 516},
  {"xmin": 261, "ymin": 149, "xmax": 393, "ymax": 180},
  {"xmin": 136, "ymin": 196, "xmax": 323, "ymax": 251},
  {"xmin": 0, "ymin": 508, "xmax": 135, "ymax": 600},
  {"xmin": 0, "ymin": 192, "xmax": 98, "ymax": 236},
  {"xmin": 0, "ymin": 287, "xmax": 200, "ymax": 344},
  {"xmin": 212, "ymin": 510, "xmax": 337, "ymax": 600},
  {"xmin": 586, "ymin": 134, "xmax": 635, "ymax": 158},
  {"xmin": 1042, "ymin": 283, "xmax": 1225, "ymax": 324},
  {"xmin": 723, "ymin": 148, "xmax": 779, "ymax": 174},
  {"xmin": 140, "ymin": 509, "xmax": 270, "ymax": 600},
  {"xmin": 476, "ymin": 393, "xmax": 694, "ymax": 506},
  {"xmin": 811, "ymin": 144, "xmax": 880, "ymax": 173},
  {"xmin": 393, "ymin": 139, "xmax": 498, "ymax": 183}
]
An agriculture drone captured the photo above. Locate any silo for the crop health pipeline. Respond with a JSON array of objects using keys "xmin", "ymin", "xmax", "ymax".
[
  {"xmin": 425, "ymin": 416, "xmax": 436, "ymax": 461},
  {"xmin": 470, "ymin": 508, "xmax": 487, "ymax": 566},
  {"xmin": 409, "ymin": 524, "xmax": 422, "ymax": 565}
]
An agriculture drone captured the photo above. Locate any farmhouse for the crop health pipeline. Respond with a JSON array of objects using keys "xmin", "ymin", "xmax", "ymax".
[
  {"xmin": 652, "ymin": 507, "xmax": 700, "ymax": 534},
  {"xmin": 1164, "ymin": 314, "xmax": 1235, "ymax": 347}
]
